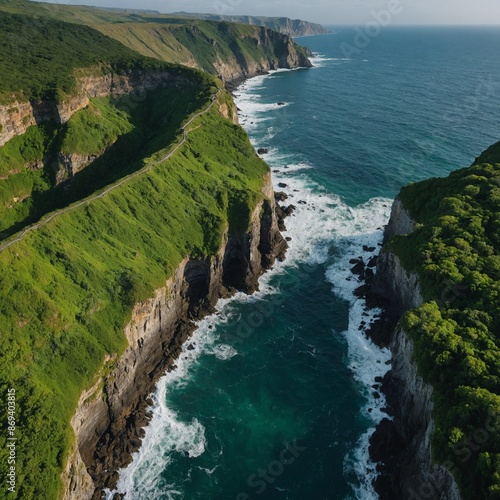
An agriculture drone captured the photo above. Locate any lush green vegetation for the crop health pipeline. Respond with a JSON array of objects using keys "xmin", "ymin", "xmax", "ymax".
[
  {"xmin": 389, "ymin": 142, "xmax": 500, "ymax": 498},
  {"xmin": 0, "ymin": 83, "xmax": 213, "ymax": 236},
  {"xmin": 0, "ymin": 88, "xmax": 269, "ymax": 498},
  {"xmin": 0, "ymin": 5, "xmax": 274, "ymax": 498}
]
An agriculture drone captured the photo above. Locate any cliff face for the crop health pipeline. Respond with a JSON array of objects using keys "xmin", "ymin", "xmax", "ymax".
[
  {"xmin": 215, "ymin": 27, "xmax": 313, "ymax": 87},
  {"xmin": 372, "ymin": 199, "xmax": 461, "ymax": 499},
  {"xmin": 374, "ymin": 199, "xmax": 423, "ymax": 314},
  {"xmin": 61, "ymin": 172, "xmax": 287, "ymax": 499}
]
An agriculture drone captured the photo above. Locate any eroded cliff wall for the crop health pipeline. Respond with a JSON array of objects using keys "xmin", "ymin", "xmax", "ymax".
[{"xmin": 0, "ymin": 70, "xmax": 183, "ymax": 147}]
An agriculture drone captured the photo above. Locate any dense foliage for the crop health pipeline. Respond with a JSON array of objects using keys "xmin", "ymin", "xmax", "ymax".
[{"xmin": 391, "ymin": 143, "xmax": 500, "ymax": 498}]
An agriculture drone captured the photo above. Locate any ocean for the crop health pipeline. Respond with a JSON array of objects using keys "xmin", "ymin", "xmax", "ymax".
[{"xmin": 110, "ymin": 27, "xmax": 500, "ymax": 499}]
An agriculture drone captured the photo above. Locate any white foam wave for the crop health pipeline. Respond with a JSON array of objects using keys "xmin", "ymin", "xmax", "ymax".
[
  {"xmin": 324, "ymin": 205, "xmax": 392, "ymax": 499},
  {"xmin": 108, "ymin": 310, "xmax": 242, "ymax": 499},
  {"xmin": 108, "ymin": 376, "xmax": 206, "ymax": 498},
  {"xmin": 310, "ymin": 53, "xmax": 352, "ymax": 67},
  {"xmin": 236, "ymin": 75, "xmax": 393, "ymax": 498}
]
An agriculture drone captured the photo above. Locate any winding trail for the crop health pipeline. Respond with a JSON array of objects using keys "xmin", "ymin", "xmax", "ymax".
[{"xmin": 0, "ymin": 91, "xmax": 219, "ymax": 254}]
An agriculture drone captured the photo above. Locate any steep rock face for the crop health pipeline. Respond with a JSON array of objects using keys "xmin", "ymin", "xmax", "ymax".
[
  {"xmin": 62, "ymin": 172, "xmax": 287, "ymax": 499},
  {"xmin": 0, "ymin": 100, "xmax": 58, "ymax": 147},
  {"xmin": 216, "ymin": 28, "xmax": 313, "ymax": 88},
  {"xmin": 0, "ymin": 69, "xmax": 184, "ymax": 147},
  {"xmin": 383, "ymin": 325, "xmax": 462, "ymax": 500},
  {"xmin": 373, "ymin": 199, "xmax": 423, "ymax": 314},
  {"xmin": 374, "ymin": 251, "xmax": 423, "ymax": 315},
  {"xmin": 372, "ymin": 198, "xmax": 461, "ymax": 499},
  {"xmin": 57, "ymin": 152, "xmax": 100, "ymax": 182}
]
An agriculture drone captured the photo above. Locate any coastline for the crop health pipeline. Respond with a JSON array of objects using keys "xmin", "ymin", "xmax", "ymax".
[
  {"xmin": 366, "ymin": 200, "xmax": 462, "ymax": 500},
  {"xmin": 234, "ymin": 61, "xmax": 395, "ymax": 498}
]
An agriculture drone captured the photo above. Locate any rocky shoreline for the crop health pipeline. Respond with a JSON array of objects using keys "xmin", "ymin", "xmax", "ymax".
[{"xmin": 60, "ymin": 47, "xmax": 314, "ymax": 499}]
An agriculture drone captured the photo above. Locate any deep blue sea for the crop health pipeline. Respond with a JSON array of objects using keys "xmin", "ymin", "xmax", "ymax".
[{"xmin": 110, "ymin": 27, "xmax": 500, "ymax": 499}]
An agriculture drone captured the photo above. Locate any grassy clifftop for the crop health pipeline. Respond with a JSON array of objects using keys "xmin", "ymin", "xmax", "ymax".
[
  {"xmin": 0, "ymin": 10, "xmax": 167, "ymax": 102},
  {"xmin": 389, "ymin": 142, "xmax": 500, "ymax": 498},
  {"xmin": 0, "ymin": 7, "xmax": 274, "ymax": 499}
]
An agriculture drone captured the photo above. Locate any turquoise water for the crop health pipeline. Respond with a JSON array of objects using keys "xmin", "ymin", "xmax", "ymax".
[{"xmin": 112, "ymin": 28, "xmax": 500, "ymax": 499}]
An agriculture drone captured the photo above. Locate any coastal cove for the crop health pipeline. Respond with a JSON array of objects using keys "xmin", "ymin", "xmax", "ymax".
[{"xmin": 108, "ymin": 27, "xmax": 500, "ymax": 499}]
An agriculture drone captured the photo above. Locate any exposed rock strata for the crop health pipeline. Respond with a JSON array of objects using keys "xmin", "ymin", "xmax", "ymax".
[
  {"xmin": 370, "ymin": 198, "xmax": 461, "ymax": 499},
  {"xmin": 62, "ymin": 172, "xmax": 288, "ymax": 499}
]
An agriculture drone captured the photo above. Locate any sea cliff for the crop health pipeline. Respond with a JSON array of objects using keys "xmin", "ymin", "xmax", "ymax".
[
  {"xmin": 0, "ymin": 8, "xmax": 311, "ymax": 498},
  {"xmin": 170, "ymin": 13, "xmax": 329, "ymax": 37},
  {"xmin": 370, "ymin": 146, "xmax": 500, "ymax": 499},
  {"xmin": 370, "ymin": 199, "xmax": 461, "ymax": 499}
]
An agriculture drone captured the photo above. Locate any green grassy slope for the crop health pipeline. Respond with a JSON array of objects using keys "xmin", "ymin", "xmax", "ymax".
[
  {"xmin": 0, "ymin": 9, "xmax": 221, "ymax": 239},
  {"xmin": 0, "ymin": 90, "xmax": 269, "ymax": 499},
  {"xmin": 0, "ymin": 10, "xmax": 167, "ymax": 101},
  {"xmin": 0, "ymin": 85, "xmax": 211, "ymax": 238},
  {"xmin": 389, "ymin": 142, "xmax": 500, "ymax": 498}
]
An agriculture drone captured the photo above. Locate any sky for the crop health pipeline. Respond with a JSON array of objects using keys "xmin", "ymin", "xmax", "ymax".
[{"xmin": 33, "ymin": 0, "xmax": 500, "ymax": 25}]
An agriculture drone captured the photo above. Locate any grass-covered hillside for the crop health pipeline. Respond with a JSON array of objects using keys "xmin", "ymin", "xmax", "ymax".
[
  {"xmin": 389, "ymin": 142, "xmax": 500, "ymax": 499},
  {"xmin": 0, "ymin": 6, "xmax": 273, "ymax": 499},
  {"xmin": 0, "ymin": 10, "xmax": 220, "ymax": 239},
  {"xmin": 0, "ymin": 0, "xmax": 312, "ymax": 81},
  {"xmin": 0, "ymin": 86, "xmax": 212, "ymax": 238},
  {"xmin": 0, "ymin": 87, "xmax": 269, "ymax": 499}
]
